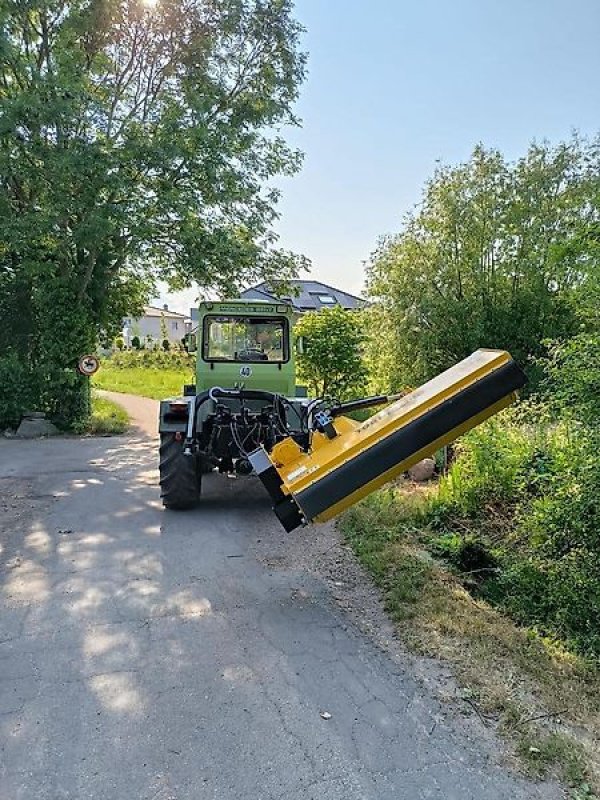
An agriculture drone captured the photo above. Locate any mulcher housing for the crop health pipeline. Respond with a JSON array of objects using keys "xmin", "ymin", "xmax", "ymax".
[{"xmin": 249, "ymin": 349, "xmax": 526, "ymax": 531}]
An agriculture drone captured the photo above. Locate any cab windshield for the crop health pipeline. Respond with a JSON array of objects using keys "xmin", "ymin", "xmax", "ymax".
[{"xmin": 203, "ymin": 316, "xmax": 288, "ymax": 363}]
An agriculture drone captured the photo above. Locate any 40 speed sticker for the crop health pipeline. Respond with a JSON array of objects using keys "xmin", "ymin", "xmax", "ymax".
[{"xmin": 239, "ymin": 366, "xmax": 253, "ymax": 378}]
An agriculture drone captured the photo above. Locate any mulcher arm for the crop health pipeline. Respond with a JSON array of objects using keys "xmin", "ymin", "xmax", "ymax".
[{"xmin": 249, "ymin": 349, "xmax": 526, "ymax": 532}]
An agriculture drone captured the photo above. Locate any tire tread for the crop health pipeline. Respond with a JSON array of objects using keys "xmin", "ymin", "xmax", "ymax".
[{"xmin": 159, "ymin": 434, "xmax": 200, "ymax": 510}]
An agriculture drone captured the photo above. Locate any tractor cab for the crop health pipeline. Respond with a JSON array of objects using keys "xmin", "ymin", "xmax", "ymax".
[{"xmin": 192, "ymin": 300, "xmax": 303, "ymax": 397}]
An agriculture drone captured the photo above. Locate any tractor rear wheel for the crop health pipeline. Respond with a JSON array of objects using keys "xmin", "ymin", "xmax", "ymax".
[{"xmin": 159, "ymin": 434, "xmax": 201, "ymax": 510}]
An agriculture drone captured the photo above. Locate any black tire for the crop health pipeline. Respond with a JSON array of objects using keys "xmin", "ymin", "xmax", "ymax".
[{"xmin": 159, "ymin": 434, "xmax": 201, "ymax": 510}]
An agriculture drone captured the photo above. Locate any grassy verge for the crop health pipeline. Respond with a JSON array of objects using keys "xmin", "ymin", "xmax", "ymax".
[
  {"xmin": 93, "ymin": 366, "xmax": 192, "ymax": 400},
  {"xmin": 340, "ymin": 486, "xmax": 600, "ymax": 795},
  {"xmin": 76, "ymin": 393, "xmax": 129, "ymax": 435}
]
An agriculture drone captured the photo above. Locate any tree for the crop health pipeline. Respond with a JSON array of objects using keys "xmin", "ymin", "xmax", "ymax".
[
  {"xmin": 159, "ymin": 312, "xmax": 168, "ymax": 344},
  {"xmin": 0, "ymin": 0, "xmax": 307, "ymax": 426},
  {"xmin": 295, "ymin": 306, "xmax": 367, "ymax": 400},
  {"xmin": 366, "ymin": 137, "xmax": 600, "ymax": 391}
]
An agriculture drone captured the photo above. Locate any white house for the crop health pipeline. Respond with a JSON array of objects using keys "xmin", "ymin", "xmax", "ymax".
[{"xmin": 122, "ymin": 305, "xmax": 191, "ymax": 347}]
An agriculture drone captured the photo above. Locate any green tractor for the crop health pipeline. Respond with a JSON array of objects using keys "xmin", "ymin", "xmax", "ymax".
[{"xmin": 158, "ymin": 299, "xmax": 308, "ymax": 509}]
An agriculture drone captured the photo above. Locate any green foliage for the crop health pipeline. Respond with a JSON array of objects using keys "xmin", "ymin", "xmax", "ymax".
[
  {"xmin": 433, "ymin": 414, "xmax": 534, "ymax": 517},
  {"xmin": 0, "ymin": 352, "xmax": 34, "ymax": 428},
  {"xmin": 131, "ymin": 336, "xmax": 141, "ymax": 350},
  {"xmin": 543, "ymin": 333, "xmax": 600, "ymax": 426},
  {"xmin": 114, "ymin": 337, "xmax": 125, "ymax": 351},
  {"xmin": 0, "ymin": 0, "xmax": 307, "ymax": 426},
  {"xmin": 107, "ymin": 349, "xmax": 194, "ymax": 370},
  {"xmin": 294, "ymin": 306, "xmax": 368, "ymax": 399},
  {"xmin": 366, "ymin": 137, "xmax": 600, "ymax": 391},
  {"xmin": 93, "ymin": 350, "xmax": 195, "ymax": 399},
  {"xmin": 342, "ymin": 329, "xmax": 600, "ymax": 657},
  {"xmin": 424, "ymin": 405, "xmax": 600, "ymax": 656},
  {"xmin": 162, "ymin": 339, "xmax": 170, "ymax": 352},
  {"xmin": 75, "ymin": 393, "xmax": 128, "ymax": 435}
]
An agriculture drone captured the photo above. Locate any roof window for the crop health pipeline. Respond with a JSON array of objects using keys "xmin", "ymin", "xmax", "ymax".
[{"xmin": 312, "ymin": 293, "xmax": 337, "ymax": 305}]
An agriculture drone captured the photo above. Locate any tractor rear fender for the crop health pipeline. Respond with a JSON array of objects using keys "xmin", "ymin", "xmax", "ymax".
[
  {"xmin": 159, "ymin": 392, "xmax": 217, "ymax": 434},
  {"xmin": 158, "ymin": 397, "xmax": 190, "ymax": 433}
]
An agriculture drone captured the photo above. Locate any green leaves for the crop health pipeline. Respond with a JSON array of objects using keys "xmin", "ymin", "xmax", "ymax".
[
  {"xmin": 0, "ymin": 0, "xmax": 307, "ymax": 425},
  {"xmin": 367, "ymin": 137, "xmax": 600, "ymax": 391},
  {"xmin": 294, "ymin": 306, "xmax": 368, "ymax": 400}
]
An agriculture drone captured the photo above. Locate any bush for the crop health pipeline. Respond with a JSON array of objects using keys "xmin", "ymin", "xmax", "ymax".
[
  {"xmin": 0, "ymin": 353, "xmax": 34, "ymax": 428},
  {"xmin": 162, "ymin": 339, "xmax": 170, "ymax": 351},
  {"xmin": 432, "ymin": 413, "xmax": 535, "ymax": 518},
  {"xmin": 295, "ymin": 306, "xmax": 368, "ymax": 399},
  {"xmin": 0, "ymin": 355, "xmax": 91, "ymax": 430},
  {"xmin": 543, "ymin": 333, "xmax": 600, "ymax": 426},
  {"xmin": 107, "ymin": 349, "xmax": 194, "ymax": 370},
  {"xmin": 408, "ymin": 331, "xmax": 600, "ymax": 655},
  {"xmin": 131, "ymin": 335, "xmax": 141, "ymax": 350},
  {"xmin": 38, "ymin": 367, "xmax": 91, "ymax": 429},
  {"xmin": 423, "ymin": 408, "xmax": 600, "ymax": 656}
]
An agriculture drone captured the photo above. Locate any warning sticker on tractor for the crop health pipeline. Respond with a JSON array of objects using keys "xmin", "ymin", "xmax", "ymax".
[{"xmin": 239, "ymin": 366, "xmax": 253, "ymax": 378}]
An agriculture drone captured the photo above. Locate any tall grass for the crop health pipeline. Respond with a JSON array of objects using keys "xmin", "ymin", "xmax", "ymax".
[{"xmin": 93, "ymin": 351, "xmax": 196, "ymax": 400}]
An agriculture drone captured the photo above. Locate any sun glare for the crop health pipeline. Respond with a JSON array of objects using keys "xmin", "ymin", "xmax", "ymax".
[{"xmin": 142, "ymin": 0, "xmax": 159, "ymax": 8}]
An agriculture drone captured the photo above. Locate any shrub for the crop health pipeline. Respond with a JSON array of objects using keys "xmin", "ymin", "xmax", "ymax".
[
  {"xmin": 0, "ymin": 353, "xmax": 34, "ymax": 428},
  {"xmin": 0, "ymin": 355, "xmax": 91, "ymax": 430},
  {"xmin": 423, "ymin": 410, "xmax": 600, "ymax": 656},
  {"xmin": 162, "ymin": 339, "xmax": 170, "ymax": 351},
  {"xmin": 432, "ymin": 412, "xmax": 535, "ymax": 519},
  {"xmin": 38, "ymin": 367, "xmax": 91, "ymax": 429},
  {"xmin": 295, "ymin": 306, "xmax": 368, "ymax": 399},
  {"xmin": 543, "ymin": 333, "xmax": 600, "ymax": 426},
  {"xmin": 107, "ymin": 349, "xmax": 194, "ymax": 370},
  {"xmin": 131, "ymin": 335, "xmax": 141, "ymax": 350}
]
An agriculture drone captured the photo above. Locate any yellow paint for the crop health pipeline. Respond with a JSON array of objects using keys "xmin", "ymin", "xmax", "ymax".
[
  {"xmin": 312, "ymin": 392, "xmax": 516, "ymax": 521},
  {"xmin": 277, "ymin": 349, "xmax": 512, "ymax": 497},
  {"xmin": 263, "ymin": 349, "xmax": 522, "ymax": 524},
  {"xmin": 271, "ymin": 436, "xmax": 303, "ymax": 467}
]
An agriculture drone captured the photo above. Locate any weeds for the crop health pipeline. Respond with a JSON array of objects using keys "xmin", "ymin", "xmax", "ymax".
[
  {"xmin": 75, "ymin": 394, "xmax": 129, "ymax": 435},
  {"xmin": 340, "ymin": 477, "xmax": 600, "ymax": 791}
]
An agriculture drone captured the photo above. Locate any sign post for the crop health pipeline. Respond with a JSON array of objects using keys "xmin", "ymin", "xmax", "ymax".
[{"xmin": 76, "ymin": 355, "xmax": 100, "ymax": 419}]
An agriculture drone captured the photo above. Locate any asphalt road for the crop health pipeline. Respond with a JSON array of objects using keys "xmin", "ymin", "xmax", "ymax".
[{"xmin": 0, "ymin": 393, "xmax": 560, "ymax": 800}]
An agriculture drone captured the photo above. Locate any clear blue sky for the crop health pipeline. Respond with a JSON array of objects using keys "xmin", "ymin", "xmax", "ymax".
[
  {"xmin": 163, "ymin": 0, "xmax": 599, "ymax": 311},
  {"xmin": 274, "ymin": 0, "xmax": 600, "ymax": 297}
]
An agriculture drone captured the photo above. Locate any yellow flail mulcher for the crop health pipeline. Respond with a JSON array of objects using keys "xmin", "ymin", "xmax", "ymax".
[{"xmin": 249, "ymin": 349, "xmax": 526, "ymax": 532}]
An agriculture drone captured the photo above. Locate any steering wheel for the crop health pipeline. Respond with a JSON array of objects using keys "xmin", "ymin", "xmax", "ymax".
[{"xmin": 237, "ymin": 348, "xmax": 268, "ymax": 362}]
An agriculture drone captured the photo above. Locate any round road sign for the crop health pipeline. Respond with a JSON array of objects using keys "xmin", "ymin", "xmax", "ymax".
[{"xmin": 77, "ymin": 354, "xmax": 100, "ymax": 377}]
